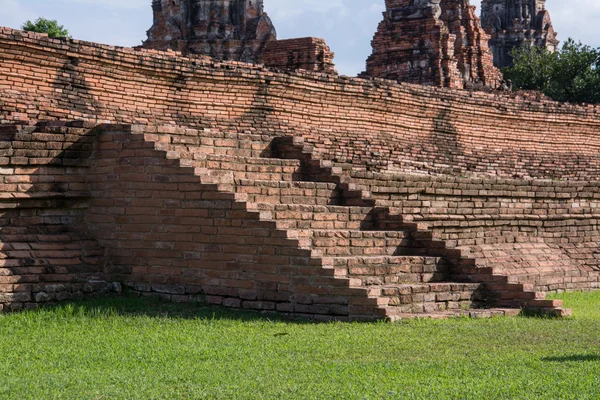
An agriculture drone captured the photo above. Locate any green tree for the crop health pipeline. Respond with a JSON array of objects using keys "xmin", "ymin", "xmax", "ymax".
[
  {"xmin": 503, "ymin": 39, "xmax": 600, "ymax": 104},
  {"xmin": 21, "ymin": 18, "xmax": 70, "ymax": 38}
]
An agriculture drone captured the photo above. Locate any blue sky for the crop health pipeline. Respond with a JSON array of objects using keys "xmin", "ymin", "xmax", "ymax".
[{"xmin": 2, "ymin": 0, "xmax": 599, "ymax": 76}]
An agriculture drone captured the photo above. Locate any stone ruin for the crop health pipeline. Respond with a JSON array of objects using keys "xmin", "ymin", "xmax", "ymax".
[
  {"xmin": 363, "ymin": 0, "xmax": 502, "ymax": 88},
  {"xmin": 144, "ymin": 0, "xmax": 336, "ymax": 73},
  {"xmin": 480, "ymin": 0, "xmax": 559, "ymax": 68},
  {"xmin": 0, "ymin": 1, "xmax": 597, "ymax": 321},
  {"xmin": 145, "ymin": 0, "xmax": 276, "ymax": 63},
  {"xmin": 143, "ymin": 0, "xmax": 558, "ymax": 84}
]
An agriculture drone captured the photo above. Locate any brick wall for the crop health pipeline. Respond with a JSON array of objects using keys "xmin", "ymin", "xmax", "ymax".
[
  {"xmin": 0, "ymin": 122, "xmax": 386, "ymax": 318},
  {"xmin": 0, "ymin": 122, "xmax": 114, "ymax": 311},
  {"xmin": 1, "ymin": 28, "xmax": 600, "ymax": 180},
  {"xmin": 262, "ymin": 37, "xmax": 336, "ymax": 74},
  {"xmin": 351, "ymin": 171, "xmax": 600, "ymax": 291},
  {"xmin": 1, "ymin": 28, "xmax": 600, "ymax": 314},
  {"xmin": 82, "ymin": 125, "xmax": 380, "ymax": 319}
]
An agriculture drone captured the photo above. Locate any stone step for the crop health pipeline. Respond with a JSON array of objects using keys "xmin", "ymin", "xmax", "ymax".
[
  {"xmin": 302, "ymin": 230, "xmax": 411, "ymax": 256},
  {"xmin": 449, "ymin": 272, "xmax": 571, "ymax": 315},
  {"xmin": 173, "ymin": 152, "xmax": 302, "ymax": 167},
  {"xmin": 322, "ymin": 255, "xmax": 450, "ymax": 285},
  {"xmin": 366, "ymin": 282, "xmax": 486, "ymax": 313},
  {"xmin": 246, "ymin": 202, "xmax": 373, "ymax": 216},
  {"xmin": 0, "ymin": 227, "xmax": 106, "ymax": 297},
  {"xmin": 193, "ymin": 168, "xmax": 236, "ymax": 185},
  {"xmin": 237, "ymin": 179, "xmax": 338, "ymax": 190},
  {"xmin": 245, "ymin": 203, "xmax": 376, "ymax": 231},
  {"xmin": 491, "ymin": 271, "xmax": 597, "ymax": 292},
  {"xmin": 175, "ymin": 153, "xmax": 305, "ymax": 182},
  {"xmin": 385, "ymin": 307, "xmax": 523, "ymax": 321},
  {"xmin": 149, "ymin": 131, "xmax": 276, "ymax": 158},
  {"xmin": 235, "ymin": 179, "xmax": 342, "ymax": 206}
]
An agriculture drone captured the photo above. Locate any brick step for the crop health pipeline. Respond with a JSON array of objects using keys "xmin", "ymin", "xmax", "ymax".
[
  {"xmin": 246, "ymin": 203, "xmax": 376, "ymax": 231},
  {"xmin": 0, "ymin": 191, "xmax": 91, "ymax": 205},
  {"xmin": 166, "ymin": 151, "xmax": 305, "ymax": 182},
  {"xmin": 245, "ymin": 202, "xmax": 373, "ymax": 215},
  {"xmin": 455, "ymin": 267, "xmax": 553, "ymax": 294},
  {"xmin": 171, "ymin": 151, "xmax": 303, "ymax": 168},
  {"xmin": 148, "ymin": 131, "xmax": 276, "ymax": 158},
  {"xmin": 242, "ymin": 203, "xmax": 414, "ymax": 233},
  {"xmin": 385, "ymin": 307, "xmax": 523, "ymax": 321},
  {"xmin": 366, "ymin": 282, "xmax": 486, "ymax": 313},
  {"xmin": 492, "ymin": 271, "xmax": 596, "ymax": 286},
  {"xmin": 450, "ymin": 271, "xmax": 571, "ymax": 315},
  {"xmin": 235, "ymin": 179, "xmax": 342, "ymax": 206},
  {"xmin": 192, "ymin": 168, "xmax": 236, "ymax": 186},
  {"xmin": 322, "ymin": 255, "xmax": 450, "ymax": 285},
  {"xmin": 455, "ymin": 270, "xmax": 549, "ymax": 298},
  {"xmin": 0, "ymin": 228, "xmax": 106, "ymax": 286},
  {"xmin": 302, "ymin": 230, "xmax": 411, "ymax": 256},
  {"xmin": 237, "ymin": 179, "xmax": 338, "ymax": 190},
  {"xmin": 496, "ymin": 298, "xmax": 563, "ymax": 308},
  {"xmin": 348, "ymin": 171, "xmax": 432, "ymax": 186},
  {"xmin": 369, "ymin": 188, "xmax": 427, "ymax": 203}
]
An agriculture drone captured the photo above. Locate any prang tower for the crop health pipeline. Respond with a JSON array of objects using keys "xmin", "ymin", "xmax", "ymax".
[
  {"xmin": 480, "ymin": 0, "xmax": 558, "ymax": 68},
  {"xmin": 364, "ymin": 0, "xmax": 502, "ymax": 89},
  {"xmin": 144, "ymin": 0, "xmax": 277, "ymax": 63}
]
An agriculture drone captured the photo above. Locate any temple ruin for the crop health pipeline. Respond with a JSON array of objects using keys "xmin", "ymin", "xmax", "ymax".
[
  {"xmin": 480, "ymin": 0, "xmax": 559, "ymax": 68},
  {"xmin": 1, "ymin": 1, "xmax": 598, "ymax": 320},
  {"xmin": 144, "ymin": 0, "xmax": 336, "ymax": 73},
  {"xmin": 364, "ymin": 0, "xmax": 502, "ymax": 88},
  {"xmin": 145, "ymin": 0, "xmax": 276, "ymax": 62}
]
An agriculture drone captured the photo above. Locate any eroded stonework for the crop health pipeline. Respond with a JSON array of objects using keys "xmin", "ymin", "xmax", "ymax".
[
  {"xmin": 4, "ymin": 27, "xmax": 598, "ymax": 318},
  {"xmin": 143, "ymin": 0, "xmax": 336, "ymax": 73},
  {"xmin": 144, "ymin": 0, "xmax": 277, "ymax": 63},
  {"xmin": 364, "ymin": 0, "xmax": 501, "ymax": 89},
  {"xmin": 481, "ymin": 0, "xmax": 559, "ymax": 68}
]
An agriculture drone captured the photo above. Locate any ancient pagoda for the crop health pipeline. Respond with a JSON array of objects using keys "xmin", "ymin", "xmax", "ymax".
[
  {"xmin": 480, "ymin": 0, "xmax": 559, "ymax": 68},
  {"xmin": 364, "ymin": 0, "xmax": 501, "ymax": 89},
  {"xmin": 144, "ymin": 0, "xmax": 277, "ymax": 63}
]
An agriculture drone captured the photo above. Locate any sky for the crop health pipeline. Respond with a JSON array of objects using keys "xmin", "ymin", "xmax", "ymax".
[{"xmin": 1, "ymin": 0, "xmax": 599, "ymax": 76}]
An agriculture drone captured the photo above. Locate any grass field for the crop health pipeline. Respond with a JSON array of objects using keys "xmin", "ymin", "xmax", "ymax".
[{"xmin": 1, "ymin": 292, "xmax": 600, "ymax": 399}]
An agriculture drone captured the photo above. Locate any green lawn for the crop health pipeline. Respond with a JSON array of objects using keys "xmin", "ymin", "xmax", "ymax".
[{"xmin": 1, "ymin": 292, "xmax": 600, "ymax": 399}]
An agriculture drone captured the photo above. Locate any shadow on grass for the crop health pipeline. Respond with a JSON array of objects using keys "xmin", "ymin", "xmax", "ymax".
[
  {"xmin": 29, "ymin": 294, "xmax": 319, "ymax": 324},
  {"xmin": 542, "ymin": 354, "xmax": 600, "ymax": 362}
]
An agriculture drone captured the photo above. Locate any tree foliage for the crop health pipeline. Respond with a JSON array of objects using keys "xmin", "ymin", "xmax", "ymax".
[
  {"xmin": 21, "ymin": 18, "xmax": 70, "ymax": 39},
  {"xmin": 503, "ymin": 39, "xmax": 600, "ymax": 104}
]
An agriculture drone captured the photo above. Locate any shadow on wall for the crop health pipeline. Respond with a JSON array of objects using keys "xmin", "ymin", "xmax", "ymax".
[
  {"xmin": 236, "ymin": 79, "xmax": 305, "ymax": 136},
  {"xmin": 239, "ymin": 80, "xmax": 277, "ymax": 133},
  {"xmin": 430, "ymin": 105, "xmax": 465, "ymax": 170},
  {"xmin": 53, "ymin": 57, "xmax": 104, "ymax": 120},
  {"xmin": 0, "ymin": 123, "xmax": 112, "ymax": 310}
]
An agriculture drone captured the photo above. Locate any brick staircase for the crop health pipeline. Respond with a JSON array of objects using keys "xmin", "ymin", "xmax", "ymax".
[
  {"xmin": 142, "ymin": 129, "xmax": 570, "ymax": 319},
  {"xmin": 0, "ymin": 123, "xmax": 116, "ymax": 311},
  {"xmin": 1, "ymin": 122, "xmax": 570, "ymax": 318},
  {"xmin": 0, "ymin": 224, "xmax": 110, "ymax": 309}
]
